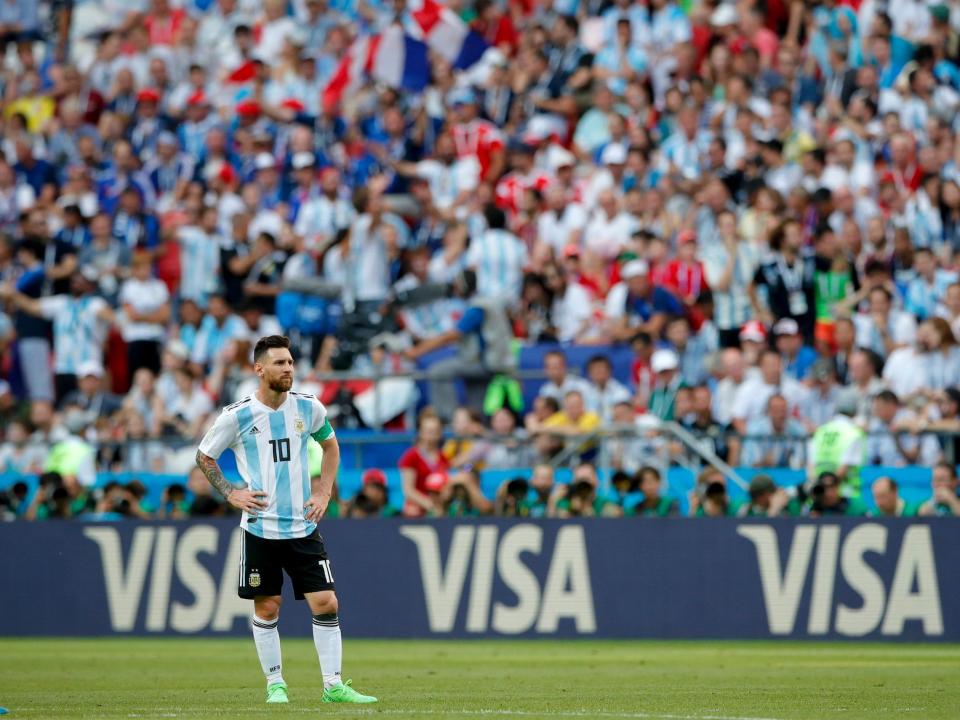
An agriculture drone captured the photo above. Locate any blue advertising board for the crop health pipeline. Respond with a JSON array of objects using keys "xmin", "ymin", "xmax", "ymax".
[{"xmin": 1, "ymin": 519, "xmax": 956, "ymax": 640}]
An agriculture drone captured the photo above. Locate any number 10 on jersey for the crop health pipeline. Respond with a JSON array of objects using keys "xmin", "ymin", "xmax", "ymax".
[{"xmin": 269, "ymin": 438, "xmax": 291, "ymax": 462}]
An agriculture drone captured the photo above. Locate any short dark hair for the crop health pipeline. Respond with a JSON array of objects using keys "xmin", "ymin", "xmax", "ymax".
[{"xmin": 254, "ymin": 335, "xmax": 291, "ymax": 363}]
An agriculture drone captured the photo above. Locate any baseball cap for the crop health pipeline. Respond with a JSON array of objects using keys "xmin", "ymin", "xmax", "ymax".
[
  {"xmin": 448, "ymin": 87, "xmax": 477, "ymax": 106},
  {"xmin": 546, "ymin": 145, "xmax": 576, "ymax": 170},
  {"xmin": 255, "ymin": 152, "xmax": 276, "ymax": 171},
  {"xmin": 563, "ymin": 243, "xmax": 581, "ymax": 259},
  {"xmin": 749, "ymin": 474, "xmax": 777, "ymax": 498},
  {"xmin": 835, "ymin": 390, "xmax": 860, "ymax": 417},
  {"xmin": 235, "ymin": 100, "xmax": 262, "ymax": 117},
  {"xmin": 651, "ymin": 348, "xmax": 679, "ymax": 374},
  {"xmin": 157, "ymin": 131, "xmax": 178, "ymax": 147},
  {"xmin": 677, "ymin": 229, "xmax": 697, "ymax": 245},
  {"xmin": 739, "ymin": 320, "xmax": 767, "ymax": 344},
  {"xmin": 362, "ymin": 469, "xmax": 387, "ymax": 486},
  {"xmin": 79, "ymin": 265, "xmax": 100, "ymax": 283},
  {"xmin": 773, "ymin": 318, "xmax": 800, "ymax": 336},
  {"xmin": 291, "ymin": 152, "xmax": 315, "ymax": 170},
  {"xmin": 600, "ymin": 143, "xmax": 627, "ymax": 165},
  {"xmin": 167, "ymin": 339, "xmax": 189, "ymax": 361},
  {"xmin": 137, "ymin": 87, "xmax": 161, "ymax": 103},
  {"xmin": 186, "ymin": 90, "xmax": 208, "ymax": 106},
  {"xmin": 620, "ymin": 259, "xmax": 649, "ymax": 280},
  {"xmin": 78, "ymin": 360, "xmax": 104, "ymax": 378},
  {"xmin": 711, "ymin": 4, "xmax": 738, "ymax": 27}
]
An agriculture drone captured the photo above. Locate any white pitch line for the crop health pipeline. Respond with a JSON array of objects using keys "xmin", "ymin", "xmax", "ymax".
[{"xmin": 230, "ymin": 707, "xmax": 783, "ymax": 720}]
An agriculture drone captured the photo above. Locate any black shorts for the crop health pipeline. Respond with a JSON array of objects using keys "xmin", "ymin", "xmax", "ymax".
[{"xmin": 238, "ymin": 527, "xmax": 336, "ymax": 600}]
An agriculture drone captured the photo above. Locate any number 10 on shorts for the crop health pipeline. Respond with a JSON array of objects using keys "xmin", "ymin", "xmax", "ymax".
[{"xmin": 318, "ymin": 559, "xmax": 334, "ymax": 583}]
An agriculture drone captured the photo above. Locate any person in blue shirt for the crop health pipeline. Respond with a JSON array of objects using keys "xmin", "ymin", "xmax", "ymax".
[
  {"xmin": 773, "ymin": 318, "xmax": 818, "ymax": 380},
  {"xmin": 604, "ymin": 259, "xmax": 684, "ymax": 343}
]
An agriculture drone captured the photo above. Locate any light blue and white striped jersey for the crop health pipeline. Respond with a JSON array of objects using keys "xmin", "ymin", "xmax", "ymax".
[
  {"xmin": 293, "ymin": 195, "xmax": 355, "ymax": 251},
  {"xmin": 198, "ymin": 391, "xmax": 332, "ymax": 540},
  {"xmin": 38, "ymin": 295, "xmax": 110, "ymax": 375},
  {"xmin": 466, "ymin": 229, "xmax": 528, "ymax": 304},
  {"xmin": 177, "ymin": 226, "xmax": 221, "ymax": 307}
]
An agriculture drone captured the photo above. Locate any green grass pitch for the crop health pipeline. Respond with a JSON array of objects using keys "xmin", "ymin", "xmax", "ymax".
[{"xmin": 0, "ymin": 638, "xmax": 958, "ymax": 719}]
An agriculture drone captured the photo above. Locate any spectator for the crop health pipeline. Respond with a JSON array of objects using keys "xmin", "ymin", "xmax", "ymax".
[
  {"xmin": 749, "ymin": 219, "xmax": 816, "ymax": 342},
  {"xmin": 730, "ymin": 349, "xmax": 808, "ymax": 434},
  {"xmin": 466, "ymin": 204, "xmax": 527, "ymax": 304},
  {"xmin": 61, "ymin": 362, "xmax": 123, "ymax": 423},
  {"xmin": 605, "ymin": 259, "xmax": 683, "ymax": 342},
  {"xmin": 541, "ymin": 389, "xmax": 601, "ymax": 440},
  {"xmin": 398, "ymin": 412, "xmax": 450, "ymax": 518},
  {"xmin": 536, "ymin": 350, "xmax": 592, "ymax": 404},
  {"xmin": 741, "ymin": 394, "xmax": 807, "ymax": 469},
  {"xmin": 772, "ymin": 318, "xmax": 817, "ymax": 381},
  {"xmin": 582, "ymin": 355, "xmax": 631, "ymax": 422},
  {"xmin": 866, "ymin": 390, "xmax": 941, "ymax": 467},
  {"xmin": 120, "ymin": 251, "xmax": 171, "ymax": 377}
]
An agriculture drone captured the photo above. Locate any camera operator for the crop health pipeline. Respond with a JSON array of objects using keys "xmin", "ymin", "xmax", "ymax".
[{"xmin": 803, "ymin": 471, "xmax": 867, "ymax": 517}]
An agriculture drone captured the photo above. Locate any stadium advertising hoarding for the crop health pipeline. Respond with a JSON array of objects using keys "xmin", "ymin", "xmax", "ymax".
[{"xmin": 2, "ymin": 518, "xmax": 956, "ymax": 640}]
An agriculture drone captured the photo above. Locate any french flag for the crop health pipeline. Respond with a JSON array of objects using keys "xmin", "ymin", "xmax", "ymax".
[
  {"xmin": 322, "ymin": 27, "xmax": 430, "ymax": 110},
  {"xmin": 410, "ymin": 0, "xmax": 488, "ymax": 70}
]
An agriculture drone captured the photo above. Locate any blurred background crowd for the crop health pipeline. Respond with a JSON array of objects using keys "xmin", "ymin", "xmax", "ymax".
[{"xmin": 1, "ymin": 0, "xmax": 960, "ymax": 520}]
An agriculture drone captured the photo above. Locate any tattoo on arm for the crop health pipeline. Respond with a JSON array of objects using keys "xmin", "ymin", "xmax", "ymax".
[{"xmin": 195, "ymin": 450, "xmax": 235, "ymax": 500}]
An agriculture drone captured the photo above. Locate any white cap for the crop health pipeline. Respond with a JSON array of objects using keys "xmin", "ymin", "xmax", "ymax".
[
  {"xmin": 78, "ymin": 360, "xmax": 104, "ymax": 378},
  {"xmin": 255, "ymin": 152, "xmax": 276, "ymax": 171},
  {"xmin": 620, "ymin": 259, "xmax": 649, "ymax": 280},
  {"xmin": 167, "ymin": 339, "xmax": 189, "ymax": 361},
  {"xmin": 291, "ymin": 152, "xmax": 315, "ymax": 170},
  {"xmin": 546, "ymin": 145, "xmax": 576, "ymax": 170},
  {"xmin": 651, "ymin": 349, "xmax": 680, "ymax": 374},
  {"xmin": 600, "ymin": 143, "xmax": 627, "ymax": 165},
  {"xmin": 773, "ymin": 317, "xmax": 800, "ymax": 336},
  {"xmin": 711, "ymin": 4, "xmax": 738, "ymax": 27}
]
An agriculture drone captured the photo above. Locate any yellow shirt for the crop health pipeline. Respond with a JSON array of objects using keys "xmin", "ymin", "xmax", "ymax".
[
  {"xmin": 5, "ymin": 96, "xmax": 56, "ymax": 134},
  {"xmin": 543, "ymin": 411, "xmax": 602, "ymax": 433}
]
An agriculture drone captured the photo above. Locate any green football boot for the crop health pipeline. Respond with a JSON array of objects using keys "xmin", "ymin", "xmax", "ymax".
[
  {"xmin": 321, "ymin": 679, "xmax": 378, "ymax": 704},
  {"xmin": 266, "ymin": 682, "xmax": 289, "ymax": 704}
]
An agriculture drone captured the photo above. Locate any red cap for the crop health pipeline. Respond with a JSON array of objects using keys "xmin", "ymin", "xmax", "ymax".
[
  {"xmin": 362, "ymin": 469, "xmax": 387, "ymax": 486},
  {"xmin": 217, "ymin": 163, "xmax": 238, "ymax": 185},
  {"xmin": 236, "ymin": 100, "xmax": 261, "ymax": 117},
  {"xmin": 677, "ymin": 229, "xmax": 697, "ymax": 245},
  {"xmin": 879, "ymin": 171, "xmax": 897, "ymax": 186},
  {"xmin": 319, "ymin": 166, "xmax": 339, "ymax": 182},
  {"xmin": 280, "ymin": 98, "xmax": 305, "ymax": 112},
  {"xmin": 562, "ymin": 243, "xmax": 581, "ymax": 259},
  {"xmin": 186, "ymin": 90, "xmax": 207, "ymax": 106},
  {"xmin": 137, "ymin": 87, "xmax": 161, "ymax": 103},
  {"xmin": 739, "ymin": 320, "xmax": 768, "ymax": 344},
  {"xmin": 424, "ymin": 472, "xmax": 448, "ymax": 493}
]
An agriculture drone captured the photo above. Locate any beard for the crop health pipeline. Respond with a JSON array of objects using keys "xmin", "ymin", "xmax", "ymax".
[{"xmin": 267, "ymin": 376, "xmax": 293, "ymax": 392}]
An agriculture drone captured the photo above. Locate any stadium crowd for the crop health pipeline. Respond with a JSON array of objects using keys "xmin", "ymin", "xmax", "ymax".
[{"xmin": 1, "ymin": 0, "xmax": 960, "ymax": 519}]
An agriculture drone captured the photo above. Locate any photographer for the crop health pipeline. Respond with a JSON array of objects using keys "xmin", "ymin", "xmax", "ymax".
[
  {"xmin": 689, "ymin": 467, "xmax": 738, "ymax": 517},
  {"xmin": 803, "ymin": 472, "xmax": 867, "ymax": 517},
  {"xmin": 444, "ymin": 468, "xmax": 493, "ymax": 517},
  {"xmin": 555, "ymin": 464, "xmax": 620, "ymax": 518},
  {"xmin": 347, "ymin": 469, "xmax": 399, "ymax": 518},
  {"xmin": 737, "ymin": 474, "xmax": 799, "ymax": 517},
  {"xmin": 628, "ymin": 466, "xmax": 679, "ymax": 517}
]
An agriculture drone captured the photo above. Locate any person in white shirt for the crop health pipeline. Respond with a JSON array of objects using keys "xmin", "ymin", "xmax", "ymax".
[
  {"xmin": 536, "ymin": 184, "xmax": 587, "ymax": 258},
  {"xmin": 582, "ymin": 354, "xmax": 632, "ymax": 422},
  {"xmin": 866, "ymin": 389, "xmax": 942, "ymax": 467},
  {"xmin": 389, "ymin": 133, "xmax": 479, "ymax": 216},
  {"xmin": 583, "ymin": 189, "xmax": 638, "ymax": 261},
  {"xmin": 853, "ymin": 285, "xmax": 917, "ymax": 358},
  {"xmin": 294, "ymin": 168, "xmax": 355, "ymax": 252},
  {"xmin": 712, "ymin": 347, "xmax": 748, "ymax": 426},
  {"xmin": 537, "ymin": 350, "xmax": 592, "ymax": 403},
  {"xmin": 730, "ymin": 349, "xmax": 809, "ymax": 435},
  {"xmin": 466, "ymin": 204, "xmax": 528, "ymax": 304},
  {"xmin": 119, "ymin": 252, "xmax": 171, "ymax": 377}
]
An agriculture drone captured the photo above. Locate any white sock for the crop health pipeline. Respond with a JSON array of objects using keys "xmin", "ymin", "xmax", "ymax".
[
  {"xmin": 251, "ymin": 615, "xmax": 284, "ymax": 686},
  {"xmin": 312, "ymin": 613, "xmax": 342, "ymax": 688}
]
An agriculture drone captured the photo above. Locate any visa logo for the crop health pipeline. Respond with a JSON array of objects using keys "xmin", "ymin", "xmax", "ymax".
[
  {"xmin": 738, "ymin": 524, "xmax": 944, "ymax": 637},
  {"xmin": 400, "ymin": 524, "xmax": 596, "ymax": 635}
]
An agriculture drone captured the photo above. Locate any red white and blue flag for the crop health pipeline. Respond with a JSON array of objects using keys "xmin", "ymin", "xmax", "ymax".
[{"xmin": 323, "ymin": 1, "xmax": 488, "ymax": 109}]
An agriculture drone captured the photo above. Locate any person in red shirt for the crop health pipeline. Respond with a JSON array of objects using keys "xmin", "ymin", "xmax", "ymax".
[
  {"xmin": 398, "ymin": 412, "xmax": 450, "ymax": 517},
  {"xmin": 663, "ymin": 230, "xmax": 709, "ymax": 306},
  {"xmin": 144, "ymin": 0, "xmax": 186, "ymax": 47},
  {"xmin": 495, "ymin": 140, "xmax": 552, "ymax": 216},
  {"xmin": 450, "ymin": 87, "xmax": 506, "ymax": 183}
]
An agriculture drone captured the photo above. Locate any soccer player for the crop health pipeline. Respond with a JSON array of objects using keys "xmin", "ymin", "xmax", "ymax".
[{"xmin": 195, "ymin": 335, "xmax": 377, "ymax": 705}]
